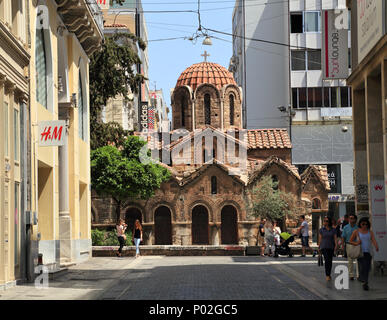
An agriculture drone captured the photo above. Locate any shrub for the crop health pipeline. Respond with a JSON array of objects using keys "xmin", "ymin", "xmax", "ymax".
[
  {"xmin": 91, "ymin": 229, "xmax": 133, "ymax": 246},
  {"xmin": 91, "ymin": 229, "xmax": 105, "ymax": 246}
]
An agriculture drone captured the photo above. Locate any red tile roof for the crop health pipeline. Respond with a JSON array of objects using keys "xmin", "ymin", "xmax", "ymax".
[
  {"xmin": 176, "ymin": 62, "xmax": 237, "ymax": 91},
  {"xmin": 246, "ymin": 129, "xmax": 292, "ymax": 149}
]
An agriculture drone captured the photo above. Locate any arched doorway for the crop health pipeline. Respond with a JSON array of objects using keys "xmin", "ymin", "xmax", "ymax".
[
  {"xmin": 221, "ymin": 205, "xmax": 238, "ymax": 244},
  {"xmin": 192, "ymin": 205, "xmax": 209, "ymax": 244},
  {"xmin": 125, "ymin": 207, "xmax": 142, "ymax": 235},
  {"xmin": 154, "ymin": 206, "xmax": 172, "ymax": 245}
]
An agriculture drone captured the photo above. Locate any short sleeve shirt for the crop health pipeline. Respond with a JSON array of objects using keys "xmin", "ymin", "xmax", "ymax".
[
  {"xmin": 341, "ymin": 224, "xmax": 358, "ymax": 243},
  {"xmin": 319, "ymin": 227, "xmax": 336, "ymax": 249},
  {"xmin": 301, "ymin": 221, "xmax": 309, "ymax": 237}
]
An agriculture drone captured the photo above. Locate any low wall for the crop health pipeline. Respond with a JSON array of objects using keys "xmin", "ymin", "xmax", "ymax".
[{"xmin": 92, "ymin": 245, "xmax": 246, "ymax": 257}]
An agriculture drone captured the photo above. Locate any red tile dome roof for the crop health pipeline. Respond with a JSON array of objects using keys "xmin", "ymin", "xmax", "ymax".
[{"xmin": 176, "ymin": 62, "xmax": 237, "ymax": 91}]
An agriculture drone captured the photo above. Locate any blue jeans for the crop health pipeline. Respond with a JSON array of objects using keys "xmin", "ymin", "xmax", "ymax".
[{"xmin": 134, "ymin": 238, "xmax": 141, "ymax": 255}]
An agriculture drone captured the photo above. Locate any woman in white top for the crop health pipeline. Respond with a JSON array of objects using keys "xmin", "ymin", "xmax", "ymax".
[
  {"xmin": 273, "ymin": 221, "xmax": 282, "ymax": 246},
  {"xmin": 116, "ymin": 219, "xmax": 127, "ymax": 257}
]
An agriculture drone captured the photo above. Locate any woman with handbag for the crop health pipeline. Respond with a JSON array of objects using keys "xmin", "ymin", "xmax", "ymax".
[
  {"xmin": 349, "ymin": 217, "xmax": 379, "ymax": 291},
  {"xmin": 318, "ymin": 216, "xmax": 337, "ymax": 281},
  {"xmin": 116, "ymin": 219, "xmax": 127, "ymax": 257}
]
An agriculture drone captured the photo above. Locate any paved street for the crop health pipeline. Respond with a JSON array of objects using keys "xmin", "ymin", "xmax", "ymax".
[{"xmin": 1, "ymin": 256, "xmax": 386, "ymax": 300}]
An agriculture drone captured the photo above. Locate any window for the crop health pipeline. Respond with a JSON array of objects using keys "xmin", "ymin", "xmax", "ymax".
[
  {"xmin": 229, "ymin": 94, "xmax": 235, "ymax": 125},
  {"xmin": 308, "ymin": 87, "xmax": 323, "ymax": 108},
  {"xmin": 272, "ymin": 175, "xmax": 279, "ymax": 191},
  {"xmin": 340, "ymin": 87, "xmax": 349, "ymax": 108},
  {"xmin": 291, "ymin": 50, "xmax": 306, "ymax": 71},
  {"xmin": 312, "ymin": 198, "xmax": 321, "ymax": 209},
  {"xmin": 14, "ymin": 183, "xmax": 20, "ymax": 265},
  {"xmin": 78, "ymin": 71, "xmax": 86, "ymax": 140},
  {"xmin": 290, "ymin": 13, "xmax": 303, "ymax": 33},
  {"xmin": 35, "ymin": 27, "xmax": 47, "ymax": 108},
  {"xmin": 304, "ymin": 11, "xmax": 321, "ymax": 32},
  {"xmin": 299, "ymin": 88, "xmax": 307, "ymax": 108},
  {"xmin": 292, "ymin": 88, "xmax": 298, "ymax": 108},
  {"xmin": 4, "ymin": 102, "xmax": 8, "ymax": 157},
  {"xmin": 331, "ymin": 87, "xmax": 337, "ymax": 108},
  {"xmin": 181, "ymin": 96, "xmax": 185, "ymax": 127},
  {"xmin": 211, "ymin": 176, "xmax": 217, "ymax": 194},
  {"xmin": 307, "ymin": 50, "xmax": 321, "ymax": 70},
  {"xmin": 14, "ymin": 108, "xmax": 19, "ymax": 161},
  {"xmin": 323, "ymin": 87, "xmax": 330, "ymax": 107},
  {"xmin": 204, "ymin": 93, "xmax": 211, "ymax": 125}
]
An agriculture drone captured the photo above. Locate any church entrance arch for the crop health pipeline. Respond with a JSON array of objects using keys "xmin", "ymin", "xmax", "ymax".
[
  {"xmin": 221, "ymin": 205, "xmax": 238, "ymax": 244},
  {"xmin": 154, "ymin": 206, "xmax": 172, "ymax": 245},
  {"xmin": 125, "ymin": 207, "xmax": 142, "ymax": 235},
  {"xmin": 192, "ymin": 205, "xmax": 209, "ymax": 245}
]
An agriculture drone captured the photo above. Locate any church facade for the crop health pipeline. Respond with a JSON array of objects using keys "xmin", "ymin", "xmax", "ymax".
[{"xmin": 92, "ymin": 61, "xmax": 330, "ymax": 245}]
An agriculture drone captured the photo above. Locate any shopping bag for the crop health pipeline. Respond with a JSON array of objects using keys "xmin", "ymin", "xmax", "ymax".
[
  {"xmin": 346, "ymin": 243, "xmax": 362, "ymax": 259},
  {"xmin": 318, "ymin": 253, "xmax": 324, "ymax": 266}
]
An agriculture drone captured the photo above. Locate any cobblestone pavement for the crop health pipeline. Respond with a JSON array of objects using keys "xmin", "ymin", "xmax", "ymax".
[{"xmin": 1, "ymin": 255, "xmax": 386, "ymax": 300}]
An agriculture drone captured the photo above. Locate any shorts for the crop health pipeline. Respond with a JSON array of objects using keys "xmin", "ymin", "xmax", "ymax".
[{"xmin": 301, "ymin": 236, "xmax": 309, "ymax": 247}]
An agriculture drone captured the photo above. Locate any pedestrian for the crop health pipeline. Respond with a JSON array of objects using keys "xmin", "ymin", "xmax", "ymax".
[
  {"xmin": 116, "ymin": 219, "xmax": 127, "ymax": 257},
  {"xmin": 133, "ymin": 219, "xmax": 143, "ymax": 258},
  {"xmin": 273, "ymin": 221, "xmax": 282, "ymax": 246},
  {"xmin": 341, "ymin": 213, "xmax": 359, "ymax": 280},
  {"xmin": 349, "ymin": 217, "xmax": 379, "ymax": 291},
  {"xmin": 257, "ymin": 218, "xmax": 266, "ymax": 256},
  {"xmin": 318, "ymin": 216, "xmax": 337, "ymax": 281},
  {"xmin": 298, "ymin": 215, "xmax": 309, "ymax": 257},
  {"xmin": 264, "ymin": 220, "xmax": 274, "ymax": 256}
]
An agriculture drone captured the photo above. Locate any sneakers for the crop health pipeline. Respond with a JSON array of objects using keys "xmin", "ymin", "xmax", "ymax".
[{"xmin": 362, "ymin": 283, "xmax": 369, "ymax": 291}]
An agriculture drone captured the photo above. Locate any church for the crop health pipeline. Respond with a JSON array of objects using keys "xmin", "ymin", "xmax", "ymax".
[{"xmin": 92, "ymin": 60, "xmax": 330, "ymax": 246}]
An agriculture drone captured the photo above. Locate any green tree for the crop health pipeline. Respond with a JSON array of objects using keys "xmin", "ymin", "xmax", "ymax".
[
  {"xmin": 91, "ymin": 135, "xmax": 171, "ymax": 221},
  {"xmin": 89, "ymin": 32, "xmax": 146, "ymax": 149},
  {"xmin": 248, "ymin": 175, "xmax": 301, "ymax": 223}
]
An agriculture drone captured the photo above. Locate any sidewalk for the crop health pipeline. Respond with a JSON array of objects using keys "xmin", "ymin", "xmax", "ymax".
[
  {"xmin": 273, "ymin": 256, "xmax": 387, "ymax": 300},
  {"xmin": 0, "ymin": 257, "xmax": 140, "ymax": 300}
]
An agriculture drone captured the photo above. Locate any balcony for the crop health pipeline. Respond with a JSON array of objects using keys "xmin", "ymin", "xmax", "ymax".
[{"xmin": 55, "ymin": 0, "xmax": 104, "ymax": 56}]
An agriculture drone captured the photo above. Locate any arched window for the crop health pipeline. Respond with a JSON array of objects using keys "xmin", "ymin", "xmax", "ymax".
[
  {"xmin": 204, "ymin": 93, "xmax": 211, "ymax": 125},
  {"xmin": 35, "ymin": 24, "xmax": 47, "ymax": 108},
  {"xmin": 312, "ymin": 198, "xmax": 321, "ymax": 209},
  {"xmin": 78, "ymin": 71, "xmax": 86, "ymax": 140},
  {"xmin": 211, "ymin": 176, "xmax": 217, "ymax": 194},
  {"xmin": 272, "ymin": 175, "xmax": 279, "ymax": 191},
  {"xmin": 181, "ymin": 96, "xmax": 185, "ymax": 127},
  {"xmin": 229, "ymin": 94, "xmax": 235, "ymax": 125}
]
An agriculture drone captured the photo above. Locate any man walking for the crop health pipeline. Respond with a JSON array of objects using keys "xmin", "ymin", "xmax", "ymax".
[
  {"xmin": 341, "ymin": 213, "xmax": 359, "ymax": 280},
  {"xmin": 298, "ymin": 215, "xmax": 309, "ymax": 257}
]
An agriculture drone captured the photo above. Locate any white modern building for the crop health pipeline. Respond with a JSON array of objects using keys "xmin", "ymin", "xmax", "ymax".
[
  {"xmin": 149, "ymin": 89, "xmax": 170, "ymax": 132},
  {"xmin": 230, "ymin": 0, "xmax": 290, "ymax": 129},
  {"xmin": 231, "ymin": 0, "xmax": 355, "ymax": 240}
]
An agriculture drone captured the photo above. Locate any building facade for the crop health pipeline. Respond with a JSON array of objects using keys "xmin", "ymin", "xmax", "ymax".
[
  {"xmin": 231, "ymin": 0, "xmax": 355, "ymax": 237},
  {"xmin": 230, "ymin": 0, "xmax": 290, "ymax": 129},
  {"xmin": 289, "ymin": 0, "xmax": 355, "ymax": 232},
  {"xmin": 346, "ymin": 0, "xmax": 387, "ymax": 261},
  {"xmin": 101, "ymin": 0, "xmax": 150, "ymax": 132},
  {"xmin": 92, "ymin": 62, "xmax": 330, "ymax": 245},
  {"xmin": 28, "ymin": 0, "xmax": 102, "ymax": 275},
  {"xmin": 149, "ymin": 89, "xmax": 170, "ymax": 132},
  {"xmin": 0, "ymin": 0, "xmax": 30, "ymax": 289}
]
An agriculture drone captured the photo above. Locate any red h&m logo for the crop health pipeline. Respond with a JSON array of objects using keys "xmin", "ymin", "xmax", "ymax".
[
  {"xmin": 374, "ymin": 185, "xmax": 383, "ymax": 191},
  {"xmin": 97, "ymin": 0, "xmax": 106, "ymax": 4}
]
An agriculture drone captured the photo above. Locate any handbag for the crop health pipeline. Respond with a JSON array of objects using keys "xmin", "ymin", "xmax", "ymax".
[{"xmin": 346, "ymin": 243, "xmax": 362, "ymax": 259}]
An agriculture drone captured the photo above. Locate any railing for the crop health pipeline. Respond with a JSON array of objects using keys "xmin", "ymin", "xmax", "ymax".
[{"xmin": 85, "ymin": 0, "xmax": 104, "ymax": 35}]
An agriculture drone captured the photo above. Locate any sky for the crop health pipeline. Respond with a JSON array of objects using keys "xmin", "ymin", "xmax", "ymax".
[{"xmin": 142, "ymin": 0, "xmax": 235, "ymax": 114}]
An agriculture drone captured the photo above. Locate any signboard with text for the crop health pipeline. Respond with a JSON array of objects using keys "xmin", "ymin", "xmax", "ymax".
[
  {"xmin": 38, "ymin": 121, "xmax": 66, "ymax": 146},
  {"xmin": 357, "ymin": 0, "xmax": 385, "ymax": 64},
  {"xmin": 322, "ymin": 10, "xmax": 349, "ymax": 79},
  {"xmin": 370, "ymin": 180, "xmax": 387, "ymax": 261}
]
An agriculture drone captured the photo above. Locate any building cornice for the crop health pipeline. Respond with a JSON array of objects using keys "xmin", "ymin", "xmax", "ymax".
[
  {"xmin": 55, "ymin": 0, "xmax": 104, "ymax": 57},
  {"xmin": 0, "ymin": 22, "xmax": 30, "ymax": 68}
]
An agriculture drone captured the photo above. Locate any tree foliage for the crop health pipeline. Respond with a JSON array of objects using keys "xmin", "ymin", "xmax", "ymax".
[
  {"xmin": 90, "ymin": 121, "xmax": 132, "ymax": 150},
  {"xmin": 248, "ymin": 175, "xmax": 301, "ymax": 222},
  {"xmin": 91, "ymin": 135, "xmax": 171, "ymax": 221}
]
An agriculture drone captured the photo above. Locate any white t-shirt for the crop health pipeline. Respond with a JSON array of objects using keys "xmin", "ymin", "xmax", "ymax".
[{"xmin": 301, "ymin": 221, "xmax": 309, "ymax": 237}]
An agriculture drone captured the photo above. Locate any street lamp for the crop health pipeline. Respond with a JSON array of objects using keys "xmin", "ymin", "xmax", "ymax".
[{"xmin": 202, "ymin": 36, "xmax": 212, "ymax": 46}]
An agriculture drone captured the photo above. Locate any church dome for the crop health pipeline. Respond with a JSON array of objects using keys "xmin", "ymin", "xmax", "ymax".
[{"xmin": 176, "ymin": 62, "xmax": 237, "ymax": 91}]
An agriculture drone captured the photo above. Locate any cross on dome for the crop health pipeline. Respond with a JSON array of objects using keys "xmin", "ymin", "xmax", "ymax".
[{"xmin": 201, "ymin": 51, "xmax": 210, "ymax": 62}]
